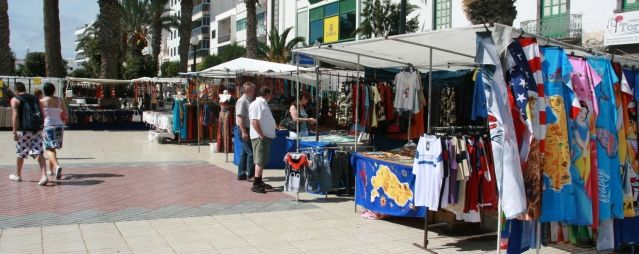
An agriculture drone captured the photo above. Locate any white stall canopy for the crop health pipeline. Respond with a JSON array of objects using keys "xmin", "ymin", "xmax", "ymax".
[{"xmin": 197, "ymin": 57, "xmax": 300, "ymax": 77}]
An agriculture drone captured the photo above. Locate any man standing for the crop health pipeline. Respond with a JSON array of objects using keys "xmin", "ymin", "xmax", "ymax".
[
  {"xmin": 249, "ymin": 86, "xmax": 276, "ymax": 193},
  {"xmin": 235, "ymin": 82, "xmax": 256, "ymax": 181},
  {"xmin": 9, "ymin": 82, "xmax": 50, "ymax": 185}
]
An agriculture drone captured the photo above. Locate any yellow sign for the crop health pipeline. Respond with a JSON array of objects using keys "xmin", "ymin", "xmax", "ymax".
[
  {"xmin": 33, "ymin": 77, "xmax": 42, "ymax": 86},
  {"xmin": 323, "ymin": 16, "xmax": 339, "ymax": 43},
  {"xmin": 0, "ymin": 80, "xmax": 3, "ymax": 97}
]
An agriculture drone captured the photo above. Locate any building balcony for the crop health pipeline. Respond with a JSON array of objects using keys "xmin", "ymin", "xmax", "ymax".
[
  {"xmin": 218, "ymin": 33, "xmax": 231, "ymax": 44},
  {"xmin": 191, "ymin": 26, "xmax": 210, "ymax": 40},
  {"xmin": 520, "ymin": 14, "xmax": 582, "ymax": 42},
  {"xmin": 188, "ymin": 49, "xmax": 210, "ymax": 61},
  {"xmin": 192, "ymin": 3, "xmax": 210, "ymax": 21}
]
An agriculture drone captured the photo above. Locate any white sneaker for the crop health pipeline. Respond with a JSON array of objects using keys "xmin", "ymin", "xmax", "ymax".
[
  {"xmin": 37, "ymin": 176, "xmax": 49, "ymax": 186},
  {"xmin": 46, "ymin": 170, "xmax": 53, "ymax": 176},
  {"xmin": 55, "ymin": 166, "xmax": 62, "ymax": 180},
  {"xmin": 9, "ymin": 174, "xmax": 21, "ymax": 182}
]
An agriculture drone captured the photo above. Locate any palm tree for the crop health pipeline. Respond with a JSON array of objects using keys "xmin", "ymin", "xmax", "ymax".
[
  {"xmin": 120, "ymin": 0, "xmax": 151, "ymax": 58},
  {"xmin": 97, "ymin": 0, "xmax": 122, "ymax": 79},
  {"xmin": 244, "ymin": 0, "xmax": 258, "ymax": 59},
  {"xmin": 43, "ymin": 0, "xmax": 65, "ymax": 77},
  {"xmin": 178, "ymin": 0, "xmax": 193, "ymax": 72},
  {"xmin": 258, "ymin": 27, "xmax": 305, "ymax": 63},
  {"xmin": 462, "ymin": 0, "xmax": 517, "ymax": 26},
  {"xmin": 0, "ymin": 0, "xmax": 13, "ymax": 75},
  {"xmin": 357, "ymin": 0, "xmax": 419, "ymax": 39},
  {"xmin": 149, "ymin": 0, "xmax": 179, "ymax": 70}
]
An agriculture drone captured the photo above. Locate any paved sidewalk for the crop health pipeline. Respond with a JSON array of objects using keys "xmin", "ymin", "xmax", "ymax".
[{"xmin": 0, "ymin": 131, "xmax": 585, "ymax": 253}]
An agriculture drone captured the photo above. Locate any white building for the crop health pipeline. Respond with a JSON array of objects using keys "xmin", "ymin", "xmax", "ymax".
[
  {"xmin": 159, "ymin": 0, "xmax": 639, "ymax": 67},
  {"xmin": 74, "ymin": 24, "xmax": 92, "ymax": 66}
]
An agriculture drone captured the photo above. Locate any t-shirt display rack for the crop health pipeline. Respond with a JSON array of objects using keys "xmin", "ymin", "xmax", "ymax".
[
  {"xmin": 295, "ymin": 43, "xmax": 476, "ymax": 253},
  {"xmin": 294, "ymin": 24, "xmax": 639, "ymax": 253}
]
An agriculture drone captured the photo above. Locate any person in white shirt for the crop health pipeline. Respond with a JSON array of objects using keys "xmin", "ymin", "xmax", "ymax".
[{"xmin": 249, "ymin": 86, "xmax": 276, "ymax": 193}]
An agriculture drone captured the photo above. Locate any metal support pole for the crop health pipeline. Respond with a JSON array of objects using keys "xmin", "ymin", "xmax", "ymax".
[
  {"xmin": 354, "ymin": 54, "xmax": 360, "ymax": 213},
  {"xmin": 197, "ymin": 77, "xmax": 201, "ymax": 153},
  {"xmin": 423, "ymin": 48, "xmax": 433, "ymax": 250},
  {"xmin": 225, "ymin": 70, "xmax": 231, "ymax": 163},
  {"xmin": 315, "ymin": 66, "xmax": 320, "ymax": 142},
  {"xmin": 295, "ymin": 61, "xmax": 301, "ymax": 153},
  {"xmin": 427, "ymin": 48, "xmax": 433, "ymax": 134}
]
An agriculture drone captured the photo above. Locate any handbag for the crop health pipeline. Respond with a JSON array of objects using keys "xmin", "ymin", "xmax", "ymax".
[
  {"xmin": 132, "ymin": 111, "xmax": 142, "ymax": 123},
  {"xmin": 279, "ymin": 110, "xmax": 297, "ymax": 131}
]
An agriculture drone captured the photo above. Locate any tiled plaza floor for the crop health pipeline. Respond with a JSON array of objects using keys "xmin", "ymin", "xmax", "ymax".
[{"xmin": 0, "ymin": 131, "xmax": 591, "ymax": 253}]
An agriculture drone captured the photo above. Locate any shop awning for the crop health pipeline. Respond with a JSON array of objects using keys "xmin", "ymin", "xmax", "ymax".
[
  {"xmin": 293, "ymin": 25, "xmax": 491, "ymax": 71},
  {"xmin": 65, "ymin": 77, "xmax": 132, "ymax": 85},
  {"xmin": 131, "ymin": 77, "xmax": 187, "ymax": 83},
  {"xmin": 197, "ymin": 57, "xmax": 302, "ymax": 77}
]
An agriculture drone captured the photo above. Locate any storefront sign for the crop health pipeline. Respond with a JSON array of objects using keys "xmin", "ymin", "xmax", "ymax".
[
  {"xmin": 323, "ymin": 16, "xmax": 339, "ymax": 43},
  {"xmin": 605, "ymin": 11, "xmax": 639, "ymax": 46}
]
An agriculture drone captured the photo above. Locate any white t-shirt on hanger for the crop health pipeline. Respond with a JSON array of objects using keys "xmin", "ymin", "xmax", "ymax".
[{"xmin": 413, "ymin": 135, "xmax": 444, "ymax": 211}]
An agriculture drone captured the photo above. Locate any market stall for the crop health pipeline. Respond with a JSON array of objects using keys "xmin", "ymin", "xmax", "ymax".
[
  {"xmin": 293, "ymin": 23, "xmax": 639, "ymax": 253},
  {"xmin": 65, "ymin": 77, "xmax": 144, "ymax": 130}
]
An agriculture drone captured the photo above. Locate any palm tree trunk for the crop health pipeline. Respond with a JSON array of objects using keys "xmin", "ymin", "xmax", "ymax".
[
  {"xmin": 0, "ymin": 0, "xmax": 12, "ymax": 75},
  {"xmin": 151, "ymin": 22, "xmax": 162, "ymax": 72},
  {"xmin": 245, "ymin": 0, "xmax": 257, "ymax": 59},
  {"xmin": 179, "ymin": 0, "xmax": 193, "ymax": 72},
  {"xmin": 44, "ymin": 0, "xmax": 65, "ymax": 77},
  {"xmin": 98, "ymin": 0, "xmax": 122, "ymax": 79}
]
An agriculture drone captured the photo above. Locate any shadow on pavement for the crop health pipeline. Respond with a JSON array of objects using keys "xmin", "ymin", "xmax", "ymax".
[
  {"xmin": 57, "ymin": 179, "xmax": 105, "ymax": 186},
  {"xmin": 57, "ymin": 157, "xmax": 96, "ymax": 160},
  {"xmin": 298, "ymin": 197, "xmax": 353, "ymax": 204},
  {"xmin": 63, "ymin": 173, "xmax": 124, "ymax": 180}
]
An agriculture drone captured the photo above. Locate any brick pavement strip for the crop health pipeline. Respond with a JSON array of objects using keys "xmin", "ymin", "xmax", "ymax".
[{"xmin": 0, "ymin": 131, "xmax": 585, "ymax": 253}]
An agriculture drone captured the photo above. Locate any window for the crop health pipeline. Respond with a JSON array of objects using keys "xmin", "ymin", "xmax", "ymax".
[
  {"xmin": 309, "ymin": 19, "xmax": 324, "ymax": 44},
  {"xmin": 541, "ymin": 0, "xmax": 567, "ymax": 18},
  {"xmin": 340, "ymin": 0, "xmax": 356, "ymax": 13},
  {"xmin": 624, "ymin": 0, "xmax": 639, "ymax": 11},
  {"xmin": 339, "ymin": 12, "xmax": 356, "ymax": 40},
  {"xmin": 434, "ymin": 0, "xmax": 451, "ymax": 30},
  {"xmin": 324, "ymin": 2, "xmax": 339, "ymax": 17},
  {"xmin": 257, "ymin": 12, "xmax": 266, "ymax": 35},
  {"xmin": 211, "ymin": 30, "xmax": 216, "ymax": 39},
  {"xmin": 297, "ymin": 11, "xmax": 309, "ymax": 42},
  {"xmin": 310, "ymin": 7, "xmax": 324, "ymax": 22},
  {"xmin": 236, "ymin": 18, "xmax": 246, "ymax": 31}
]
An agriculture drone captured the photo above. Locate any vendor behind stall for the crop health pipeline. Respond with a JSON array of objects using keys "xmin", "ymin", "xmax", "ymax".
[{"xmin": 288, "ymin": 91, "xmax": 316, "ymax": 138}]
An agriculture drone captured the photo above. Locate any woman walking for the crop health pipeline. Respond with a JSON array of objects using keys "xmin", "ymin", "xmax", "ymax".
[{"xmin": 41, "ymin": 83, "xmax": 67, "ymax": 180}]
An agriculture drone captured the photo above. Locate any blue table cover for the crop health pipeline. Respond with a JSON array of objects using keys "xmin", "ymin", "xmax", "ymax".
[
  {"xmin": 353, "ymin": 152, "xmax": 426, "ymax": 217},
  {"xmin": 614, "ymin": 215, "xmax": 639, "ymax": 248},
  {"xmin": 233, "ymin": 129, "xmax": 288, "ymax": 169}
]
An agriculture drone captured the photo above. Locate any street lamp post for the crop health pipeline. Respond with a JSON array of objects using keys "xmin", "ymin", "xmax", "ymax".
[{"xmin": 190, "ymin": 36, "xmax": 200, "ymax": 72}]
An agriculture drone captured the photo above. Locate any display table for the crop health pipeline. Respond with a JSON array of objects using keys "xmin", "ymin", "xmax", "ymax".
[
  {"xmin": 143, "ymin": 111, "xmax": 174, "ymax": 137},
  {"xmin": 353, "ymin": 151, "xmax": 426, "ymax": 217},
  {"xmin": 66, "ymin": 109, "xmax": 145, "ymax": 130},
  {"xmin": 286, "ymin": 134, "xmax": 358, "ymax": 152},
  {"xmin": 233, "ymin": 129, "xmax": 288, "ymax": 169},
  {"xmin": 614, "ymin": 215, "xmax": 639, "ymax": 248}
]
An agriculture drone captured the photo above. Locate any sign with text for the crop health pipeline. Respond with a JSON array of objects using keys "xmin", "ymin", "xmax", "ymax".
[
  {"xmin": 323, "ymin": 16, "xmax": 339, "ymax": 43},
  {"xmin": 605, "ymin": 11, "xmax": 639, "ymax": 46}
]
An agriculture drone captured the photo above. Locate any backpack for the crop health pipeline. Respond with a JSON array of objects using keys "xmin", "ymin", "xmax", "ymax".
[{"xmin": 16, "ymin": 94, "xmax": 43, "ymax": 131}]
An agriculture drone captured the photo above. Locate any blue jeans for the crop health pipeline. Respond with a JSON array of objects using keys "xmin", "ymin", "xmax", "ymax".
[{"xmin": 235, "ymin": 126, "xmax": 254, "ymax": 177}]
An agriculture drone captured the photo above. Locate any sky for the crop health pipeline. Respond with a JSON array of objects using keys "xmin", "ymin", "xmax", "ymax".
[{"xmin": 8, "ymin": 0, "xmax": 99, "ymax": 61}]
